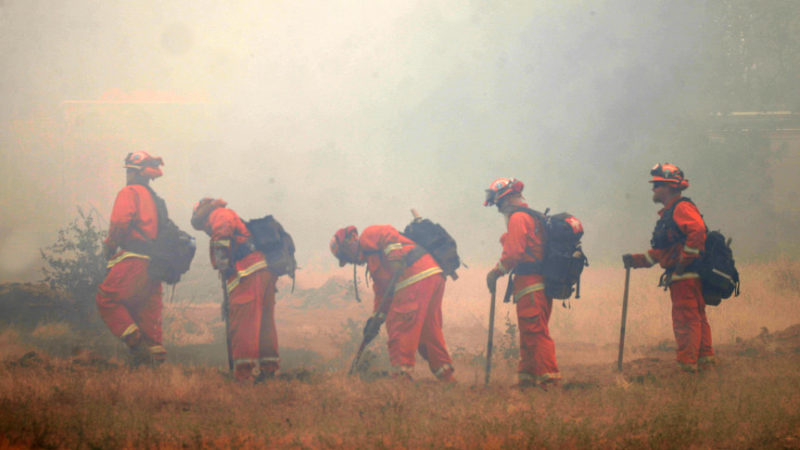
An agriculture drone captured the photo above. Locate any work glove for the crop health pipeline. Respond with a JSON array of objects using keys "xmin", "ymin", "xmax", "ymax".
[
  {"xmin": 623, "ymin": 253, "xmax": 652, "ymax": 269},
  {"xmin": 622, "ymin": 254, "xmax": 634, "ymax": 269},
  {"xmin": 363, "ymin": 312, "xmax": 386, "ymax": 340},
  {"xmin": 486, "ymin": 268, "xmax": 503, "ymax": 294},
  {"xmin": 103, "ymin": 244, "xmax": 116, "ymax": 261}
]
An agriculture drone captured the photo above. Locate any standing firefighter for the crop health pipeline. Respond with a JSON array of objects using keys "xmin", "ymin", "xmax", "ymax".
[
  {"xmin": 485, "ymin": 177, "xmax": 560, "ymax": 389},
  {"xmin": 622, "ymin": 163, "xmax": 715, "ymax": 373},
  {"xmin": 96, "ymin": 151, "xmax": 167, "ymax": 366},
  {"xmin": 192, "ymin": 198, "xmax": 280, "ymax": 382},
  {"xmin": 330, "ymin": 225, "xmax": 455, "ymax": 381}
]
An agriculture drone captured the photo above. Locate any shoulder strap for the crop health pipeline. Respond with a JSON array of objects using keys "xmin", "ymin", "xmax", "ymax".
[
  {"xmin": 141, "ymin": 184, "xmax": 169, "ymax": 225},
  {"xmin": 509, "ymin": 207, "xmax": 546, "ymax": 234},
  {"xmin": 127, "ymin": 184, "xmax": 163, "ymax": 243},
  {"xmin": 662, "ymin": 197, "xmax": 698, "ymax": 238},
  {"xmin": 507, "ymin": 207, "xmax": 547, "ymax": 269}
]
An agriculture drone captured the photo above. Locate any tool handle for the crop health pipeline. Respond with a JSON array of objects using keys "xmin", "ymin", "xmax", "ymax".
[
  {"xmin": 485, "ymin": 291, "xmax": 497, "ymax": 386},
  {"xmin": 617, "ymin": 266, "xmax": 631, "ymax": 372}
]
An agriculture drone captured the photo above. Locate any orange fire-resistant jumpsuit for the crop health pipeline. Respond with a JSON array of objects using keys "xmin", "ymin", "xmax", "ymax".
[
  {"xmin": 629, "ymin": 196, "xmax": 714, "ymax": 371},
  {"xmin": 496, "ymin": 204, "xmax": 560, "ymax": 385},
  {"xmin": 96, "ymin": 184, "xmax": 166, "ymax": 361},
  {"xmin": 202, "ymin": 206, "xmax": 279, "ymax": 381},
  {"xmin": 359, "ymin": 225, "xmax": 454, "ymax": 380}
]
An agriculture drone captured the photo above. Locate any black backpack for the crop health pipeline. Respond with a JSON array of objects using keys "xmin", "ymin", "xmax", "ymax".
[
  {"xmin": 245, "ymin": 215, "xmax": 296, "ymax": 279},
  {"xmin": 138, "ymin": 186, "xmax": 196, "ymax": 285},
  {"xmin": 695, "ymin": 230, "xmax": 740, "ymax": 306},
  {"xmin": 651, "ymin": 198, "xmax": 740, "ymax": 306},
  {"xmin": 512, "ymin": 208, "xmax": 588, "ymax": 300},
  {"xmin": 402, "ymin": 218, "xmax": 461, "ymax": 280}
]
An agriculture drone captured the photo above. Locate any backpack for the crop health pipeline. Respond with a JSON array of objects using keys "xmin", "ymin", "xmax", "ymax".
[
  {"xmin": 695, "ymin": 231, "xmax": 740, "ymax": 306},
  {"xmin": 651, "ymin": 198, "xmax": 740, "ymax": 306},
  {"xmin": 141, "ymin": 186, "xmax": 196, "ymax": 285},
  {"xmin": 245, "ymin": 215, "xmax": 296, "ymax": 279},
  {"xmin": 512, "ymin": 208, "xmax": 588, "ymax": 300},
  {"xmin": 402, "ymin": 218, "xmax": 461, "ymax": 280}
]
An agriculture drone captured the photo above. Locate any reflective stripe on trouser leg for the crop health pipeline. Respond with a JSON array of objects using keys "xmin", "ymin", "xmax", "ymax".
[
  {"xmin": 121, "ymin": 324, "xmax": 139, "ymax": 339},
  {"xmin": 669, "ymin": 278, "xmax": 713, "ymax": 367},
  {"xmin": 519, "ymin": 371, "xmax": 561, "ymax": 385},
  {"xmin": 416, "ymin": 275, "xmax": 453, "ymax": 376},
  {"xmin": 148, "ymin": 345, "xmax": 167, "ymax": 361},
  {"xmin": 385, "ymin": 274, "xmax": 444, "ymax": 369},
  {"xmin": 233, "ymin": 358, "xmax": 261, "ymax": 381},
  {"xmin": 96, "ymin": 258, "xmax": 162, "ymax": 340},
  {"xmin": 258, "ymin": 273, "xmax": 280, "ymax": 371},
  {"xmin": 515, "ymin": 283, "xmax": 559, "ymax": 380},
  {"xmin": 433, "ymin": 363, "xmax": 454, "ymax": 380},
  {"xmin": 229, "ymin": 269, "xmax": 280, "ymax": 375}
]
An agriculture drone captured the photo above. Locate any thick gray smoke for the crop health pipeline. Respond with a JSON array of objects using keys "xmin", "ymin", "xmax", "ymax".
[{"xmin": 1, "ymin": 1, "xmax": 797, "ymax": 282}]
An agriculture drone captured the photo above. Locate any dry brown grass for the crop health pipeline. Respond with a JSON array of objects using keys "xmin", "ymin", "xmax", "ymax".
[
  {"xmin": 0, "ymin": 335, "xmax": 798, "ymax": 449},
  {"xmin": 1, "ymin": 260, "xmax": 799, "ymax": 448}
]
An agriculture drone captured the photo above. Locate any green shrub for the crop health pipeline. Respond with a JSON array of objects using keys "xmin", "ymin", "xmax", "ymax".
[{"xmin": 40, "ymin": 207, "xmax": 107, "ymax": 322}]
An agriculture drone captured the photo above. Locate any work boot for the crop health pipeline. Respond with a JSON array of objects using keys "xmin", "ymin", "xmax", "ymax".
[
  {"xmin": 678, "ymin": 361, "xmax": 698, "ymax": 373},
  {"xmin": 122, "ymin": 328, "xmax": 143, "ymax": 349},
  {"xmin": 254, "ymin": 369, "xmax": 276, "ymax": 385},
  {"xmin": 148, "ymin": 345, "xmax": 167, "ymax": 367},
  {"xmin": 391, "ymin": 365, "xmax": 414, "ymax": 382},
  {"xmin": 434, "ymin": 363, "xmax": 456, "ymax": 383},
  {"xmin": 698, "ymin": 355, "xmax": 717, "ymax": 372},
  {"xmin": 234, "ymin": 362, "xmax": 263, "ymax": 383},
  {"xmin": 122, "ymin": 329, "xmax": 150, "ymax": 367}
]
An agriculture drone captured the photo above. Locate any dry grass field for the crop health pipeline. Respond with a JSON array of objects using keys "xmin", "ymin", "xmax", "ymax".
[{"xmin": 1, "ymin": 259, "xmax": 799, "ymax": 448}]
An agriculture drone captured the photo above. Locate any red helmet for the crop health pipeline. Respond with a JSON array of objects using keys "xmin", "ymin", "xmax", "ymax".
[
  {"xmin": 330, "ymin": 226, "xmax": 359, "ymax": 266},
  {"xmin": 124, "ymin": 151, "xmax": 164, "ymax": 179},
  {"xmin": 649, "ymin": 163, "xmax": 689, "ymax": 190},
  {"xmin": 484, "ymin": 177, "xmax": 524, "ymax": 206}
]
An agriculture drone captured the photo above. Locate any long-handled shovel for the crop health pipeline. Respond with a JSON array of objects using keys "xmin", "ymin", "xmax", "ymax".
[
  {"xmin": 484, "ymin": 290, "xmax": 497, "ymax": 386},
  {"xmin": 220, "ymin": 274, "xmax": 233, "ymax": 372},
  {"xmin": 617, "ymin": 266, "xmax": 631, "ymax": 371}
]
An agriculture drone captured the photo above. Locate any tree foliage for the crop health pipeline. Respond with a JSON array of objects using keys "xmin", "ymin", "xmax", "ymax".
[{"xmin": 40, "ymin": 207, "xmax": 107, "ymax": 319}]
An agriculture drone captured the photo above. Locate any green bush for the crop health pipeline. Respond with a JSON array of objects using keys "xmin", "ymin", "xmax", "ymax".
[{"xmin": 40, "ymin": 207, "xmax": 107, "ymax": 322}]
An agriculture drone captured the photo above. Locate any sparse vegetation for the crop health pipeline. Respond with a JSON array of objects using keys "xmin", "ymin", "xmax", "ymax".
[
  {"xmin": 0, "ymin": 328, "xmax": 798, "ymax": 448},
  {"xmin": 39, "ymin": 207, "xmax": 107, "ymax": 323},
  {"xmin": 1, "ymin": 259, "xmax": 799, "ymax": 447}
]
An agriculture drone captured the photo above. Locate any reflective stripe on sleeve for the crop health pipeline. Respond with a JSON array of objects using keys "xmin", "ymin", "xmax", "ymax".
[
  {"xmin": 644, "ymin": 252, "xmax": 655, "ymax": 266},
  {"xmin": 211, "ymin": 239, "xmax": 231, "ymax": 248},
  {"xmin": 683, "ymin": 245, "xmax": 700, "ymax": 255}
]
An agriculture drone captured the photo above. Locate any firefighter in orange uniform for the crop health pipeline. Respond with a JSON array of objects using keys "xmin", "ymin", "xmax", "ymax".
[
  {"xmin": 96, "ymin": 151, "xmax": 167, "ymax": 365},
  {"xmin": 485, "ymin": 178, "xmax": 560, "ymax": 389},
  {"xmin": 191, "ymin": 198, "xmax": 279, "ymax": 382},
  {"xmin": 623, "ymin": 163, "xmax": 715, "ymax": 372},
  {"xmin": 331, "ymin": 225, "xmax": 455, "ymax": 381}
]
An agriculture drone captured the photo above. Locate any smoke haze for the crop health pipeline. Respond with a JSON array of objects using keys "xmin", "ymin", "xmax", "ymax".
[{"xmin": 1, "ymin": 0, "xmax": 798, "ymax": 282}]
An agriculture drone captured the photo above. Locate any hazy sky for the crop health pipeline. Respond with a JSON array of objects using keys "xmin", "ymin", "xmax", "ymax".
[{"xmin": 0, "ymin": 0, "xmax": 785, "ymax": 281}]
